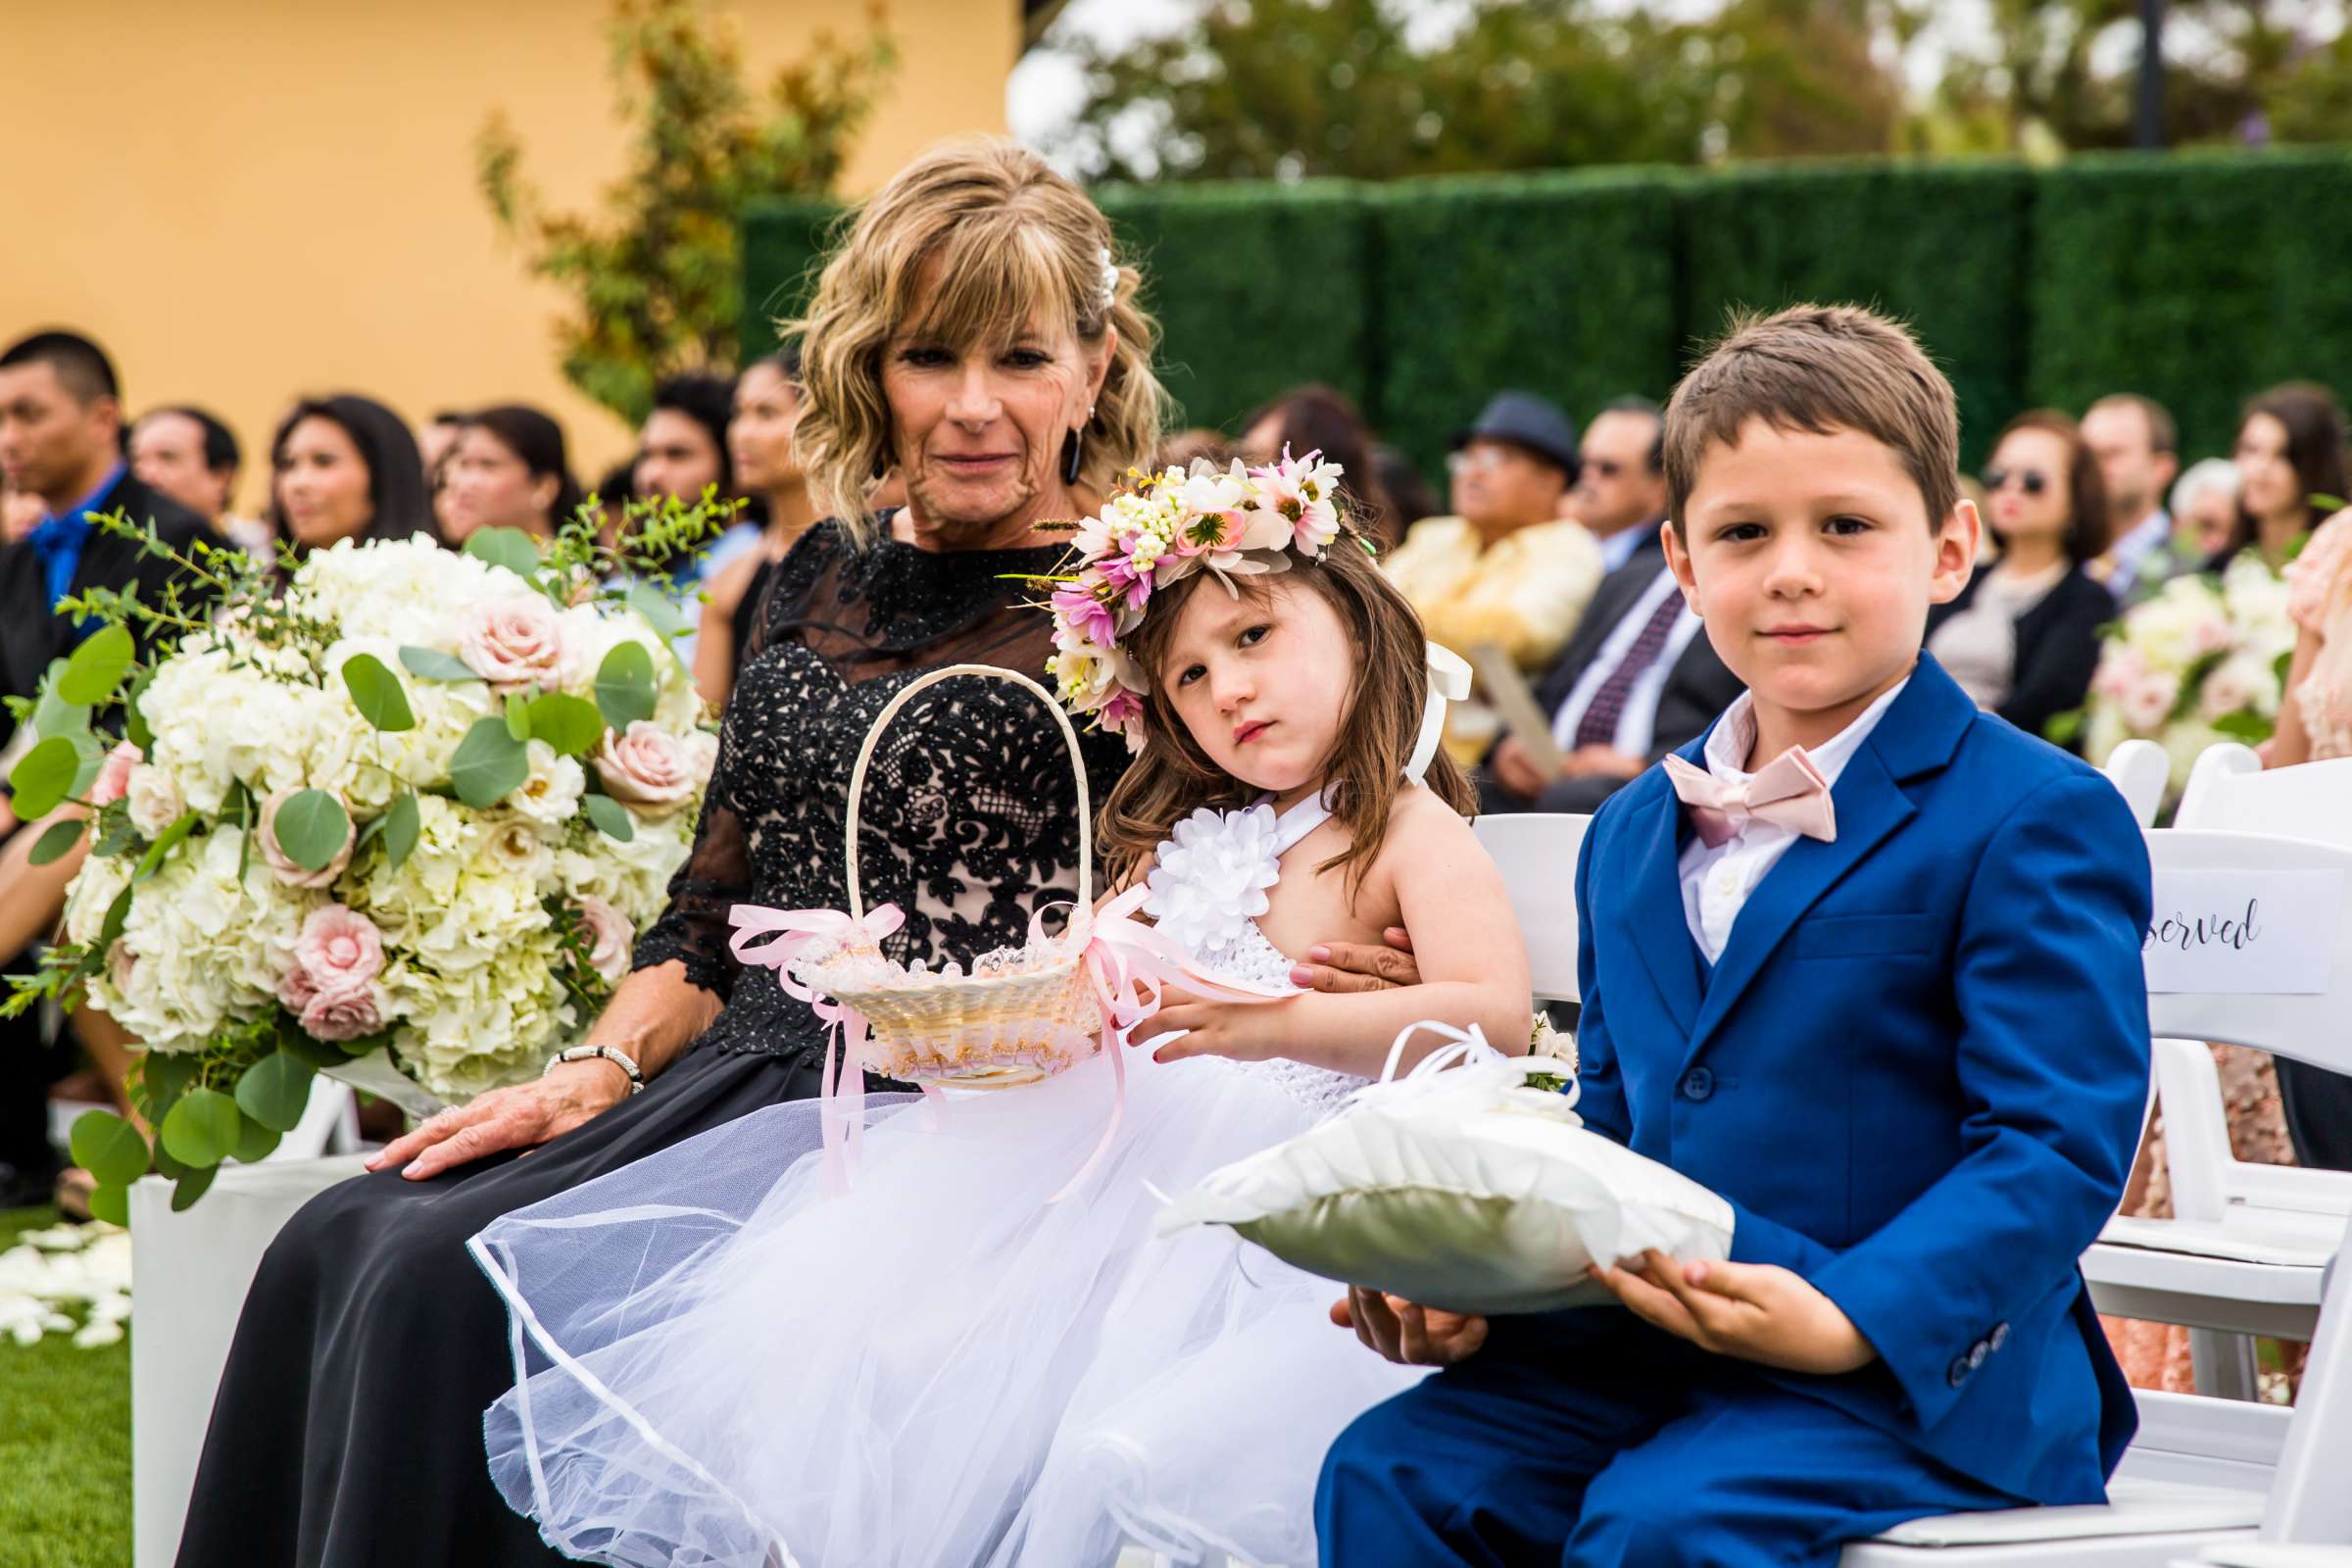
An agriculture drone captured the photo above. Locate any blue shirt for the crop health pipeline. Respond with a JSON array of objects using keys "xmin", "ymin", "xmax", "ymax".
[
  {"xmin": 1597, "ymin": 522, "xmax": 1648, "ymax": 574},
  {"xmin": 28, "ymin": 462, "xmax": 123, "ymax": 645}
]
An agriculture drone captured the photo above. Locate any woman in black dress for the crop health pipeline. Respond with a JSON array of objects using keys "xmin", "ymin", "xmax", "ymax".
[{"xmin": 174, "ymin": 137, "xmax": 1165, "ymax": 1568}]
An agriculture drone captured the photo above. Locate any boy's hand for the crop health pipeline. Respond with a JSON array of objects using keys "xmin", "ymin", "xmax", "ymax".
[
  {"xmin": 1331, "ymin": 1287, "xmax": 1489, "ymax": 1367},
  {"xmin": 1592, "ymin": 1251, "xmax": 1876, "ymax": 1375},
  {"xmin": 1130, "ymin": 988, "xmax": 1286, "ymax": 1063}
]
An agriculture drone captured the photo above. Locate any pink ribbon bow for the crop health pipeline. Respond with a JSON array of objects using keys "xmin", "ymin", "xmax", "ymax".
[
  {"xmin": 728, "ymin": 903, "xmax": 906, "ymax": 1196},
  {"xmin": 1661, "ymin": 747, "xmax": 1838, "ymax": 850}
]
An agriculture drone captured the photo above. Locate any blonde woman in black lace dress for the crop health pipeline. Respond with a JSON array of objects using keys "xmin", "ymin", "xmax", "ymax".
[{"xmin": 176, "ymin": 138, "xmax": 1162, "ymax": 1568}]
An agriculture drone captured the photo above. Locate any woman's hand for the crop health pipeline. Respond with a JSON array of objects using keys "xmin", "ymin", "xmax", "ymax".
[
  {"xmin": 1331, "ymin": 1286, "xmax": 1489, "ymax": 1366},
  {"xmin": 366, "ymin": 1059, "xmax": 632, "ymax": 1180},
  {"xmin": 1287, "ymin": 928, "xmax": 1421, "ymax": 994}
]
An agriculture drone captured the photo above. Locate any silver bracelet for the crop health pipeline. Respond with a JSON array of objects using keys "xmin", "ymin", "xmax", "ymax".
[{"xmin": 545, "ymin": 1044, "xmax": 645, "ymax": 1094}]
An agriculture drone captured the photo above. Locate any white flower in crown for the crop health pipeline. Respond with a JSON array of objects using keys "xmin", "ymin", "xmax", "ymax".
[
  {"xmin": 1143, "ymin": 803, "xmax": 1285, "ymax": 959},
  {"xmin": 1040, "ymin": 448, "xmax": 1350, "ymax": 746}
]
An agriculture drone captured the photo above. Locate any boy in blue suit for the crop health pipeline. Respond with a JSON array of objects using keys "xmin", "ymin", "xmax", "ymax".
[{"xmin": 1316, "ymin": 304, "xmax": 2153, "ymax": 1567}]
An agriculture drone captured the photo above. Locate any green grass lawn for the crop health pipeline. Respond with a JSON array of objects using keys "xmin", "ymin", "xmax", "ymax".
[{"xmin": 0, "ymin": 1206, "xmax": 131, "ymax": 1568}]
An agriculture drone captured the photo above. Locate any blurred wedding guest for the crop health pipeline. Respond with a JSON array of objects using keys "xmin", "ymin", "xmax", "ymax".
[
  {"xmin": 1241, "ymin": 383, "xmax": 1395, "ymax": 545},
  {"xmin": 1480, "ymin": 503, "xmax": 1740, "ymax": 816},
  {"xmin": 589, "ymin": 459, "xmax": 636, "ymax": 551},
  {"xmin": 2264, "ymin": 500, "xmax": 2352, "ymax": 1171},
  {"xmin": 417, "ymin": 409, "xmax": 468, "ymax": 476},
  {"xmin": 634, "ymin": 371, "xmax": 760, "ymax": 579},
  {"xmin": 0, "ymin": 472, "xmax": 40, "ymax": 543},
  {"xmin": 2170, "ymin": 458, "xmax": 2241, "ymax": 562},
  {"xmin": 2081, "ymin": 392, "xmax": 2183, "ymax": 602},
  {"xmin": 1926, "ymin": 410, "xmax": 2112, "ymax": 745},
  {"xmin": 441, "ymin": 404, "xmax": 582, "ymax": 544},
  {"xmin": 1156, "ymin": 426, "xmax": 1234, "ymax": 472},
  {"xmin": 695, "ymin": 350, "xmax": 815, "ymax": 707},
  {"xmin": 130, "ymin": 405, "xmax": 275, "ymax": 558},
  {"xmin": 1560, "ymin": 396, "xmax": 1668, "ymax": 572},
  {"xmin": 2220, "ymin": 382, "xmax": 2347, "ymax": 570},
  {"xmin": 1384, "ymin": 391, "xmax": 1602, "ymax": 758},
  {"xmin": 0, "ymin": 329, "xmax": 212, "ymax": 1208},
  {"xmin": 1375, "ymin": 444, "xmax": 1440, "ymax": 537},
  {"xmin": 269, "ymin": 394, "xmax": 438, "ymax": 555}
]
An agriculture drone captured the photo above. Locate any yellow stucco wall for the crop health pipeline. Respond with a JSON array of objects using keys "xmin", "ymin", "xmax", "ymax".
[{"xmin": 3, "ymin": 1, "xmax": 1015, "ymax": 508}]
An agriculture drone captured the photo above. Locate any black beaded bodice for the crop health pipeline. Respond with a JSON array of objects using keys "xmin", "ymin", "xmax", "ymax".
[{"xmin": 633, "ymin": 520, "xmax": 1130, "ymax": 1061}]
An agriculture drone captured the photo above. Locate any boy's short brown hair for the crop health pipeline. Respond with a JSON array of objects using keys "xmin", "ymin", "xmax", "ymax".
[{"xmin": 1664, "ymin": 304, "xmax": 1960, "ymax": 535}]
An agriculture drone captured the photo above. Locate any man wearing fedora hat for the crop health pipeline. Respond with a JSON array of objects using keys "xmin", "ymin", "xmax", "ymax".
[{"xmin": 1384, "ymin": 390, "xmax": 1605, "ymax": 760}]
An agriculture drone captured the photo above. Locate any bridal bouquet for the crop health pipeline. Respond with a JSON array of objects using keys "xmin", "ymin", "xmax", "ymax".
[
  {"xmin": 6, "ymin": 505, "xmax": 726, "ymax": 1218},
  {"xmin": 2067, "ymin": 556, "xmax": 2296, "ymax": 802}
]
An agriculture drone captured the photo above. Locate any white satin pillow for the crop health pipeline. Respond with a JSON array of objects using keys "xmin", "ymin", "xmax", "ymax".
[{"xmin": 1158, "ymin": 1044, "xmax": 1734, "ymax": 1315}]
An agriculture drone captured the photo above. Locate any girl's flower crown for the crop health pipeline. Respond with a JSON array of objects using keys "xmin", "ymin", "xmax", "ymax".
[{"xmin": 1043, "ymin": 449, "xmax": 1348, "ymax": 751}]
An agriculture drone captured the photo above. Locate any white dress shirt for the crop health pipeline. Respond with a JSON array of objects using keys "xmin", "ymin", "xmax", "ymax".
[
  {"xmin": 1549, "ymin": 564, "xmax": 1707, "ymax": 756},
  {"xmin": 1676, "ymin": 677, "xmax": 1911, "ymax": 962}
]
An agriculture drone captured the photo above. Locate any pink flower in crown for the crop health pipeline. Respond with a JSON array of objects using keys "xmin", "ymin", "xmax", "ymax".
[
  {"xmin": 1052, "ymin": 584, "xmax": 1119, "ymax": 652},
  {"xmin": 1098, "ymin": 687, "xmax": 1145, "ymax": 750},
  {"xmin": 1252, "ymin": 447, "xmax": 1344, "ymax": 554}
]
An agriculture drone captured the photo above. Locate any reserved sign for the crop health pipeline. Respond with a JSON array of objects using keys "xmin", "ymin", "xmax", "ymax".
[{"xmin": 2143, "ymin": 868, "xmax": 2343, "ymax": 995}]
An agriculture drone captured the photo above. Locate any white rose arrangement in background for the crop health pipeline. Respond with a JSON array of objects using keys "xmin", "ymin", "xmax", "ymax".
[{"xmin": 6, "ymin": 500, "xmax": 730, "ymax": 1216}]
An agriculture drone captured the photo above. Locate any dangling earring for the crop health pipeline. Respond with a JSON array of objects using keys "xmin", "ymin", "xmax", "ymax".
[
  {"xmin": 871, "ymin": 448, "xmax": 889, "ymax": 481},
  {"xmin": 1061, "ymin": 428, "xmax": 1083, "ymax": 485}
]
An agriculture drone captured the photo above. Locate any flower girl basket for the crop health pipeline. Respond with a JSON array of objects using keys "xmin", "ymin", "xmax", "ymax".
[{"xmin": 725, "ymin": 662, "xmax": 1287, "ymax": 1193}]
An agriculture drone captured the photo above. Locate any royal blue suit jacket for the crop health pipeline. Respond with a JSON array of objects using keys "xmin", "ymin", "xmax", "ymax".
[{"xmin": 1571, "ymin": 653, "xmax": 2151, "ymax": 1504}]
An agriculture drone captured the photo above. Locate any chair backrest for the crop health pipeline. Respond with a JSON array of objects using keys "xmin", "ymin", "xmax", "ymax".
[
  {"xmin": 2142, "ymin": 827, "xmax": 2352, "ymax": 1077},
  {"xmin": 2176, "ymin": 744, "xmax": 2352, "ymax": 849},
  {"xmin": 2102, "ymin": 737, "xmax": 2171, "ymax": 827},
  {"xmin": 2265, "ymin": 1202, "xmax": 2352, "ymax": 1541},
  {"xmin": 1471, "ymin": 812, "xmax": 1590, "ymax": 1004}
]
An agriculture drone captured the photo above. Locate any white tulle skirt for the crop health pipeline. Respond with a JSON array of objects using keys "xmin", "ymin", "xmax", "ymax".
[{"xmin": 468, "ymin": 1047, "xmax": 1426, "ymax": 1567}]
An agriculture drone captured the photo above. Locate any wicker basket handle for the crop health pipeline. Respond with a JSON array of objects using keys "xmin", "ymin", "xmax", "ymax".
[{"xmin": 843, "ymin": 662, "xmax": 1096, "ymax": 923}]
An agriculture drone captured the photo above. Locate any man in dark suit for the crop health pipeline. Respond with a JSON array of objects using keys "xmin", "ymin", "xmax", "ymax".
[
  {"xmin": 0, "ymin": 328, "xmax": 214, "ymax": 1205},
  {"xmin": 1480, "ymin": 523, "xmax": 1744, "ymax": 815}
]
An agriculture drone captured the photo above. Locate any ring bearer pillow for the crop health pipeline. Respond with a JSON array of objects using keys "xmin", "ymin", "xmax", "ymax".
[{"xmin": 1158, "ymin": 1023, "xmax": 1734, "ymax": 1314}]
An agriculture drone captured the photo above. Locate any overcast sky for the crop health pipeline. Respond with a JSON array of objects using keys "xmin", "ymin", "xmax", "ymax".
[{"xmin": 1007, "ymin": 0, "xmax": 2349, "ymax": 161}]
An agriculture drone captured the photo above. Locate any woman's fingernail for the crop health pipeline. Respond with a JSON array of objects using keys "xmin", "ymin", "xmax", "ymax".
[
  {"xmin": 1289, "ymin": 966, "xmax": 1315, "ymax": 987},
  {"xmin": 1306, "ymin": 946, "xmax": 1330, "ymax": 961}
]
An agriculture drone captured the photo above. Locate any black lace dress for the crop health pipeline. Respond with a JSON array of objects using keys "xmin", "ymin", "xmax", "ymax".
[{"xmin": 175, "ymin": 522, "xmax": 1129, "ymax": 1568}]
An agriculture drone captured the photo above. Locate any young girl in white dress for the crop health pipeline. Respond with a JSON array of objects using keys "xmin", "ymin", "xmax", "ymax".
[{"xmin": 468, "ymin": 456, "xmax": 1533, "ymax": 1567}]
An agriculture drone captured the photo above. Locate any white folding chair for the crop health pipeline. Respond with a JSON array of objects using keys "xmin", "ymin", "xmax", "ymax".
[
  {"xmin": 1844, "ymin": 823, "xmax": 2352, "ymax": 1563},
  {"xmin": 2105, "ymin": 738, "xmax": 2172, "ymax": 828},
  {"xmin": 2086, "ymin": 750, "xmax": 2352, "ymax": 1396},
  {"xmin": 1471, "ymin": 811, "xmax": 1590, "ymax": 1007}
]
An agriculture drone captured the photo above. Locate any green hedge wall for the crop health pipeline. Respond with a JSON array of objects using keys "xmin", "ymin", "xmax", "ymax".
[
  {"xmin": 742, "ymin": 147, "xmax": 2352, "ymax": 488},
  {"xmin": 1678, "ymin": 161, "xmax": 2034, "ymax": 472},
  {"xmin": 2028, "ymin": 148, "xmax": 2352, "ymax": 463},
  {"xmin": 738, "ymin": 196, "xmax": 841, "ymax": 361}
]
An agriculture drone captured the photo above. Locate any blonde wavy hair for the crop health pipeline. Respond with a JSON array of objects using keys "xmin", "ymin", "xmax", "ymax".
[{"xmin": 785, "ymin": 136, "xmax": 1166, "ymax": 543}]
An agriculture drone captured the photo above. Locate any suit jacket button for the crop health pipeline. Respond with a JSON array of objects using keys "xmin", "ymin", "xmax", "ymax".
[
  {"xmin": 1947, "ymin": 1354, "xmax": 1971, "ymax": 1389},
  {"xmin": 1969, "ymin": 1341, "xmax": 1989, "ymax": 1370},
  {"xmin": 1989, "ymin": 1322, "xmax": 2010, "ymax": 1351},
  {"xmin": 1680, "ymin": 1066, "xmax": 1715, "ymax": 1102}
]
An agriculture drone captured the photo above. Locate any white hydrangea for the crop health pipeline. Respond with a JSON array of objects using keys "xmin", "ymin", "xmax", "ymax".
[{"xmin": 86, "ymin": 829, "xmax": 309, "ymax": 1051}]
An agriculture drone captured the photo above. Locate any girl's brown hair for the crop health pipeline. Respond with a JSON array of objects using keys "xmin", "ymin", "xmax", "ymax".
[{"xmin": 1099, "ymin": 526, "xmax": 1475, "ymax": 898}]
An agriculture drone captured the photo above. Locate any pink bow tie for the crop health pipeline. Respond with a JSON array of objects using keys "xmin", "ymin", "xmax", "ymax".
[{"xmin": 1662, "ymin": 748, "xmax": 1838, "ymax": 849}]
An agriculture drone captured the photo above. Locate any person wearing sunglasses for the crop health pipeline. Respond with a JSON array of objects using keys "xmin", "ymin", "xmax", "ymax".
[{"xmin": 1924, "ymin": 410, "xmax": 2114, "ymax": 748}]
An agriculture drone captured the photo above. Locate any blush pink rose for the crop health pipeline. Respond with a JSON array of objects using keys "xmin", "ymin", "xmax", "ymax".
[
  {"xmin": 457, "ymin": 595, "xmax": 568, "ymax": 694},
  {"xmin": 259, "ymin": 788, "xmax": 355, "ymax": 889},
  {"xmin": 298, "ymin": 983, "xmax": 384, "ymax": 1043},
  {"xmin": 291, "ymin": 904, "xmax": 385, "ymax": 998},
  {"xmin": 576, "ymin": 896, "xmax": 634, "ymax": 983},
  {"xmin": 592, "ymin": 722, "xmax": 707, "ymax": 816},
  {"xmin": 88, "ymin": 741, "xmax": 142, "ymax": 808}
]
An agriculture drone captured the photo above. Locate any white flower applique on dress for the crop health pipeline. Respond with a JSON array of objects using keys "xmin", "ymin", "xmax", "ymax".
[{"xmin": 1141, "ymin": 792, "xmax": 1361, "ymax": 1112}]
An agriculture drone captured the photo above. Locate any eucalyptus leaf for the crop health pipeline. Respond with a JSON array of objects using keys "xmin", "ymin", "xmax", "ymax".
[
  {"xmin": 626, "ymin": 580, "xmax": 691, "ymax": 639},
  {"xmin": 271, "ymin": 789, "xmax": 351, "ymax": 873},
  {"xmin": 382, "ymin": 792, "xmax": 421, "ymax": 871},
  {"xmin": 31, "ymin": 662, "xmax": 92, "ymax": 743},
  {"xmin": 70, "ymin": 1109, "xmax": 152, "ymax": 1188},
  {"xmin": 234, "ymin": 1051, "xmax": 318, "ymax": 1133},
  {"xmin": 88, "ymin": 1183, "xmax": 130, "ymax": 1227},
  {"xmin": 171, "ymin": 1163, "xmax": 219, "ymax": 1210},
  {"xmin": 160, "ymin": 1088, "xmax": 243, "ymax": 1168},
  {"xmin": 132, "ymin": 810, "xmax": 199, "ymax": 883},
  {"xmin": 232, "ymin": 1115, "xmax": 282, "ymax": 1165},
  {"xmin": 526, "ymin": 693, "xmax": 606, "ymax": 757},
  {"xmin": 28, "ymin": 818, "xmax": 86, "ymax": 866},
  {"xmin": 505, "ymin": 693, "xmax": 532, "ymax": 743},
  {"xmin": 142, "ymin": 1054, "xmax": 194, "ymax": 1124},
  {"xmin": 341, "ymin": 653, "xmax": 416, "ymax": 733},
  {"xmin": 465, "ymin": 526, "xmax": 545, "ymax": 579},
  {"xmin": 450, "ymin": 717, "xmax": 530, "ymax": 808},
  {"xmin": 398, "ymin": 646, "xmax": 482, "ymax": 683},
  {"xmin": 593, "ymin": 642, "xmax": 659, "ymax": 729},
  {"xmin": 97, "ymin": 886, "xmax": 133, "ymax": 948},
  {"xmin": 123, "ymin": 665, "xmax": 157, "ymax": 751},
  {"xmin": 583, "ymin": 793, "xmax": 636, "ymax": 842},
  {"xmin": 68, "ymin": 731, "xmax": 108, "ymax": 799},
  {"xmin": 58, "ymin": 624, "xmax": 135, "ymax": 705},
  {"xmin": 8, "ymin": 735, "xmax": 81, "ymax": 818}
]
